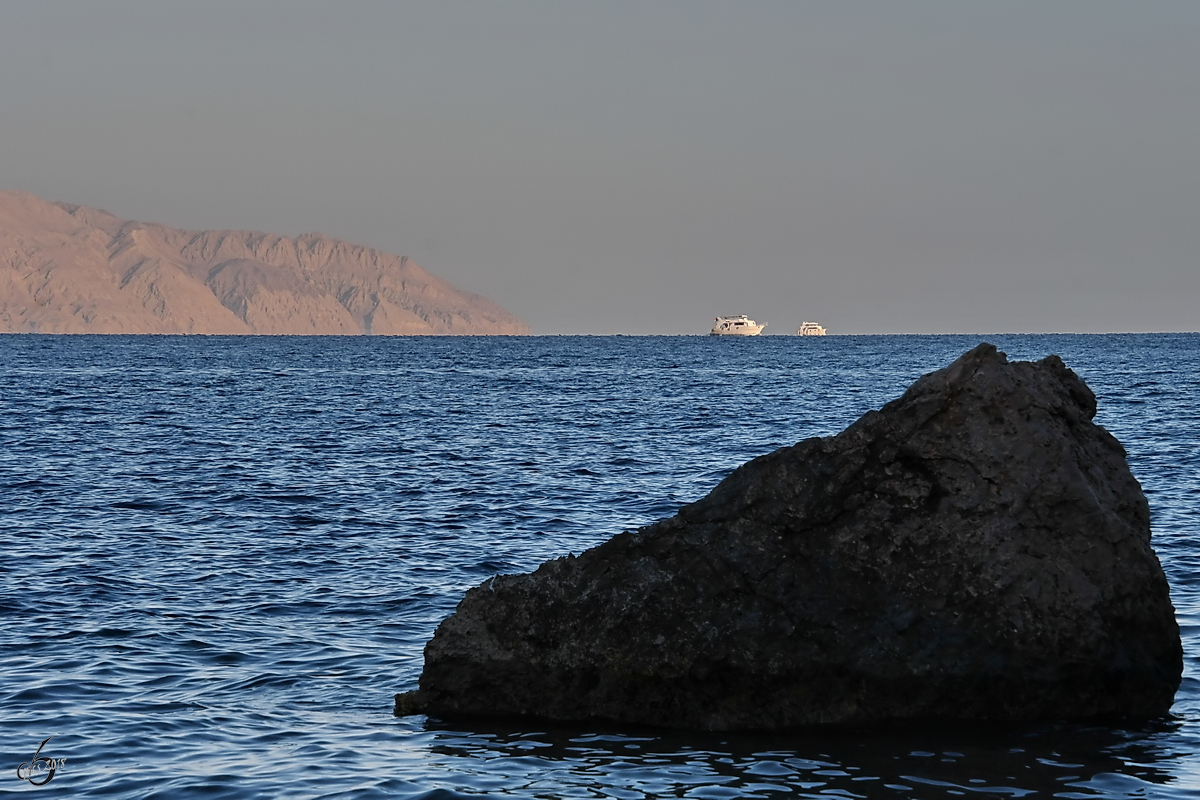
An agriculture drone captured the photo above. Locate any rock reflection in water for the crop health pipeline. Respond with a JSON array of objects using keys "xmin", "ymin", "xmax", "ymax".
[{"xmin": 416, "ymin": 717, "xmax": 1186, "ymax": 798}]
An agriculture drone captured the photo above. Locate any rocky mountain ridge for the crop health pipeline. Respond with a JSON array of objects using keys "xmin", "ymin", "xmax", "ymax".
[{"xmin": 0, "ymin": 190, "xmax": 529, "ymax": 335}]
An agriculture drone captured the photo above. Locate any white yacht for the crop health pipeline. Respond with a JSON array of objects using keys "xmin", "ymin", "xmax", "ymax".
[
  {"xmin": 710, "ymin": 315, "xmax": 766, "ymax": 336},
  {"xmin": 797, "ymin": 321, "xmax": 827, "ymax": 336}
]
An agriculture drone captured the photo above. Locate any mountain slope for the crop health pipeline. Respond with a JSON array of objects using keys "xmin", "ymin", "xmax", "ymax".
[{"xmin": 0, "ymin": 190, "xmax": 529, "ymax": 335}]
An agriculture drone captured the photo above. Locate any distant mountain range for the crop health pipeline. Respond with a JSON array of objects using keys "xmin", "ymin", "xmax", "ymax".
[{"xmin": 0, "ymin": 190, "xmax": 529, "ymax": 335}]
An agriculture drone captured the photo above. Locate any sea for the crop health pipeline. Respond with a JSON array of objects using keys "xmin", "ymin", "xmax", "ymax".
[{"xmin": 1, "ymin": 333, "xmax": 1197, "ymax": 799}]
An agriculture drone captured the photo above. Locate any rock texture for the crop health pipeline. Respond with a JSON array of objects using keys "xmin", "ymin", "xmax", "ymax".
[
  {"xmin": 0, "ymin": 190, "xmax": 529, "ymax": 335},
  {"xmin": 397, "ymin": 344, "xmax": 1182, "ymax": 729}
]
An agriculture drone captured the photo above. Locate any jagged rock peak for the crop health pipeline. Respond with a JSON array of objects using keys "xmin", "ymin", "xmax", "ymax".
[{"xmin": 397, "ymin": 344, "xmax": 1181, "ymax": 730}]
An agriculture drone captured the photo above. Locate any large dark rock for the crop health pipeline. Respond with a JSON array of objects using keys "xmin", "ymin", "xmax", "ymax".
[{"xmin": 396, "ymin": 344, "xmax": 1182, "ymax": 730}]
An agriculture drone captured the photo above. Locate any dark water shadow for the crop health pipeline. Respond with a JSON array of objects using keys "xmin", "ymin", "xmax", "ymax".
[{"xmin": 413, "ymin": 714, "xmax": 1189, "ymax": 798}]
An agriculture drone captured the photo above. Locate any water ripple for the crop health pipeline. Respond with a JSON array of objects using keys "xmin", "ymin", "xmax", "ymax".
[{"xmin": 1, "ymin": 333, "xmax": 1197, "ymax": 798}]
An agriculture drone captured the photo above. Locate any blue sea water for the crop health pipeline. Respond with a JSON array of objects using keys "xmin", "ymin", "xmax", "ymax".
[{"xmin": 1, "ymin": 333, "xmax": 1197, "ymax": 799}]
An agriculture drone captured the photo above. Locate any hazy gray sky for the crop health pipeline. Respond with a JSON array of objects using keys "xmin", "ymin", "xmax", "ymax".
[{"xmin": 2, "ymin": 1, "xmax": 1197, "ymax": 334}]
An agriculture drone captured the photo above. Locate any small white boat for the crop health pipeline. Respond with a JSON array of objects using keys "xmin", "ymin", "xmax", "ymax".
[
  {"xmin": 710, "ymin": 315, "xmax": 766, "ymax": 336},
  {"xmin": 797, "ymin": 321, "xmax": 827, "ymax": 336}
]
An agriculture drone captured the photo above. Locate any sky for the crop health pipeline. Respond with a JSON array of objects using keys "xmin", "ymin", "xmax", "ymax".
[{"xmin": 1, "ymin": 1, "xmax": 1197, "ymax": 334}]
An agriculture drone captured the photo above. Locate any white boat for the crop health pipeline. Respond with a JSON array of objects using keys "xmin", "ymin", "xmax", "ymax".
[
  {"xmin": 710, "ymin": 315, "xmax": 766, "ymax": 336},
  {"xmin": 797, "ymin": 321, "xmax": 827, "ymax": 336}
]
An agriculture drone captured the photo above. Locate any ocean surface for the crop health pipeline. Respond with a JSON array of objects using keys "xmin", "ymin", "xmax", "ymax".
[{"xmin": 1, "ymin": 333, "xmax": 1197, "ymax": 799}]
